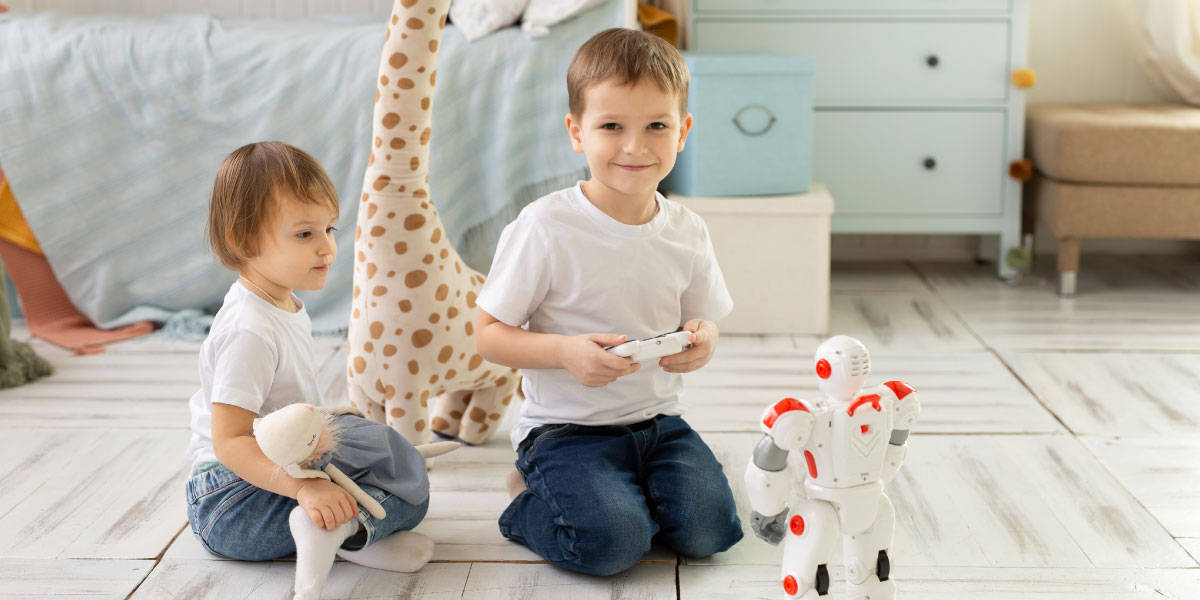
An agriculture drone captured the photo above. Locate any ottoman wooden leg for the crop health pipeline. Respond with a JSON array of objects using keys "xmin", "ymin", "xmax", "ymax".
[{"xmin": 1057, "ymin": 237, "xmax": 1079, "ymax": 296}]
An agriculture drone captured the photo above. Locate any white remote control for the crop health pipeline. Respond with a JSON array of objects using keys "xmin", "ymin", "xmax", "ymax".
[{"xmin": 605, "ymin": 331, "xmax": 693, "ymax": 364}]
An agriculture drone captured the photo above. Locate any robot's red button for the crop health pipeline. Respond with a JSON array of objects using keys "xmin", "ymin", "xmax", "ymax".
[
  {"xmin": 789, "ymin": 515, "xmax": 805, "ymax": 536},
  {"xmin": 861, "ymin": 425, "xmax": 869, "ymax": 434},
  {"xmin": 815, "ymin": 359, "xmax": 831, "ymax": 379},
  {"xmin": 783, "ymin": 575, "xmax": 798, "ymax": 595}
]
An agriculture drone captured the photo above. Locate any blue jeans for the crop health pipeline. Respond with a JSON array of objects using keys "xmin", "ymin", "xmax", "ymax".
[
  {"xmin": 186, "ymin": 459, "xmax": 429, "ymax": 561},
  {"xmin": 499, "ymin": 415, "xmax": 743, "ymax": 576}
]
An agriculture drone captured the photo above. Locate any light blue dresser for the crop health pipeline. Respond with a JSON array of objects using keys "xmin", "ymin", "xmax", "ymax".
[{"xmin": 690, "ymin": 0, "xmax": 1031, "ymax": 277}]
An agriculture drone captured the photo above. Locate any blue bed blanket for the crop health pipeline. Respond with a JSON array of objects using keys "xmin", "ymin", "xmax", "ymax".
[{"xmin": 0, "ymin": 3, "xmax": 620, "ymax": 335}]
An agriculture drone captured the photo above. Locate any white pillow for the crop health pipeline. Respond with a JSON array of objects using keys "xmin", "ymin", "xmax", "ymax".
[
  {"xmin": 521, "ymin": 0, "xmax": 610, "ymax": 38},
  {"xmin": 450, "ymin": 0, "xmax": 530, "ymax": 42}
]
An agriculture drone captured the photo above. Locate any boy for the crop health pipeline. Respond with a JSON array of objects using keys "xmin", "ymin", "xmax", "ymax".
[{"xmin": 474, "ymin": 28, "xmax": 743, "ymax": 576}]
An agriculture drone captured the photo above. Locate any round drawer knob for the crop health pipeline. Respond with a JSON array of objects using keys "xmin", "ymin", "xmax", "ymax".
[
  {"xmin": 923, "ymin": 157, "xmax": 937, "ymax": 170},
  {"xmin": 926, "ymin": 55, "xmax": 940, "ymax": 68}
]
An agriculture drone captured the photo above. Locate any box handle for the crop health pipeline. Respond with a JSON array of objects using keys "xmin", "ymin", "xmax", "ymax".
[{"xmin": 732, "ymin": 104, "xmax": 777, "ymax": 137}]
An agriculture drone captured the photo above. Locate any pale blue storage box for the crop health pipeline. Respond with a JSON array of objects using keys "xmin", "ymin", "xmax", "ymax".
[{"xmin": 662, "ymin": 53, "xmax": 815, "ymax": 197}]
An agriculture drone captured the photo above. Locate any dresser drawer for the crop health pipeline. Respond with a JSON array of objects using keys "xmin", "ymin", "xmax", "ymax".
[
  {"xmin": 693, "ymin": 20, "xmax": 1010, "ymax": 105},
  {"xmin": 696, "ymin": 0, "xmax": 1010, "ymax": 13},
  {"xmin": 813, "ymin": 110, "xmax": 1006, "ymax": 217}
]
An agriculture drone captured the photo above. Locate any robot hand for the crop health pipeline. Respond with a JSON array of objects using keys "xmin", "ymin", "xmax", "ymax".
[{"xmin": 751, "ymin": 509, "xmax": 789, "ymax": 546}]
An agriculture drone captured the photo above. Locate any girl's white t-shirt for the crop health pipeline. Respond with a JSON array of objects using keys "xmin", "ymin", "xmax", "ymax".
[
  {"xmin": 477, "ymin": 183, "xmax": 733, "ymax": 449},
  {"xmin": 186, "ymin": 281, "xmax": 322, "ymax": 475}
]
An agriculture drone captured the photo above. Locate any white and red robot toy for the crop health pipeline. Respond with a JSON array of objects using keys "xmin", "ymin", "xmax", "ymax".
[{"xmin": 744, "ymin": 335, "xmax": 920, "ymax": 599}]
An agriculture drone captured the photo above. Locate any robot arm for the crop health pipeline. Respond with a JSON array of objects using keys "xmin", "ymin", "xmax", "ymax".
[
  {"xmin": 743, "ymin": 398, "xmax": 815, "ymax": 545},
  {"xmin": 874, "ymin": 381, "xmax": 920, "ymax": 485}
]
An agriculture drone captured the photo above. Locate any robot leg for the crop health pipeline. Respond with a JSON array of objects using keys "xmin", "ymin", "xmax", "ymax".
[
  {"xmin": 842, "ymin": 493, "xmax": 897, "ymax": 600},
  {"xmin": 779, "ymin": 499, "xmax": 839, "ymax": 599}
]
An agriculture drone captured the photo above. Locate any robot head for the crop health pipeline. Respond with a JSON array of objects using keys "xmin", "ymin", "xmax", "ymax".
[{"xmin": 813, "ymin": 335, "xmax": 870, "ymax": 399}]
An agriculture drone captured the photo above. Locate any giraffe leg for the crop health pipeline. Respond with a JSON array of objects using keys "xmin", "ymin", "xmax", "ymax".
[
  {"xmin": 384, "ymin": 392, "xmax": 433, "ymax": 447},
  {"xmin": 456, "ymin": 372, "xmax": 521, "ymax": 445},
  {"xmin": 430, "ymin": 389, "xmax": 472, "ymax": 439},
  {"xmin": 349, "ymin": 379, "xmax": 387, "ymax": 424}
]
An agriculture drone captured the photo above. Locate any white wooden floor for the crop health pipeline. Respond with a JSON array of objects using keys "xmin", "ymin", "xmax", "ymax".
[{"xmin": 3, "ymin": 257, "xmax": 1199, "ymax": 599}]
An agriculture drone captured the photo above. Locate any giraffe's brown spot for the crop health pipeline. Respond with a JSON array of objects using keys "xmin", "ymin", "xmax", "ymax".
[
  {"xmin": 395, "ymin": 241, "xmax": 408, "ymax": 254},
  {"xmin": 440, "ymin": 249, "xmax": 449, "ymax": 259},
  {"xmin": 413, "ymin": 329, "xmax": 433, "ymax": 348},
  {"xmin": 367, "ymin": 263, "xmax": 377, "ymax": 278},
  {"xmin": 476, "ymin": 370, "xmax": 492, "ymax": 382},
  {"xmin": 502, "ymin": 394, "xmax": 514, "ymax": 406},
  {"xmin": 429, "ymin": 39, "xmax": 439, "ymax": 52},
  {"xmin": 429, "ymin": 313, "xmax": 440, "ymax": 324},
  {"xmin": 410, "ymin": 156, "xmax": 420, "ymax": 171},
  {"xmin": 393, "ymin": 93, "xmax": 399, "ymax": 99},
  {"xmin": 431, "ymin": 417, "xmax": 450, "ymax": 431},
  {"xmin": 420, "ymin": 390, "xmax": 430, "ymax": 406},
  {"xmin": 382, "ymin": 113, "xmax": 400, "ymax": 129},
  {"xmin": 370, "ymin": 225, "xmax": 386, "ymax": 237},
  {"xmin": 368, "ymin": 152, "xmax": 375, "ymax": 167},
  {"xmin": 489, "ymin": 413, "xmax": 501, "ymax": 421},
  {"xmin": 421, "ymin": 97, "xmax": 430, "ymax": 110},
  {"xmin": 428, "ymin": 7, "xmax": 436, "ymax": 14},
  {"xmin": 410, "ymin": 125, "xmax": 417, "ymax": 131},
  {"xmin": 405, "ymin": 270, "xmax": 427, "ymax": 288},
  {"xmin": 420, "ymin": 127, "xmax": 431, "ymax": 145},
  {"xmin": 466, "ymin": 291, "xmax": 477, "ymax": 308},
  {"xmin": 406, "ymin": 17, "xmax": 424, "ymax": 29},
  {"xmin": 361, "ymin": 192, "xmax": 369, "ymax": 203},
  {"xmin": 401, "ymin": 0, "xmax": 417, "ymax": 7},
  {"xmin": 386, "ymin": 154, "xmax": 392, "ymax": 161},
  {"xmin": 385, "ymin": 385, "xmax": 396, "ymax": 400},
  {"xmin": 423, "ymin": 254, "xmax": 434, "ymax": 265},
  {"xmin": 430, "ymin": 69, "xmax": 437, "ymax": 86},
  {"xmin": 352, "ymin": 308, "xmax": 360, "ymax": 319},
  {"xmin": 439, "ymin": 14, "xmax": 447, "ymax": 29},
  {"xmin": 389, "ymin": 139, "xmax": 405, "ymax": 152},
  {"xmin": 455, "ymin": 262, "xmax": 462, "ymax": 274},
  {"xmin": 429, "ymin": 228, "xmax": 442, "ymax": 243},
  {"xmin": 357, "ymin": 251, "xmax": 366, "ymax": 262},
  {"xmin": 364, "ymin": 341, "xmax": 374, "ymax": 352},
  {"xmin": 374, "ymin": 136, "xmax": 382, "ymax": 147},
  {"xmin": 405, "ymin": 392, "xmax": 412, "ymax": 399},
  {"xmin": 415, "ymin": 419, "xmax": 426, "ymax": 431},
  {"xmin": 370, "ymin": 322, "xmax": 384, "ymax": 339},
  {"xmin": 408, "ymin": 360, "xmax": 419, "ymax": 374},
  {"xmin": 435, "ymin": 284, "xmax": 449, "ymax": 302},
  {"xmin": 390, "ymin": 407, "xmax": 405, "ymax": 418},
  {"xmin": 353, "ymin": 284, "xmax": 361, "ymax": 298},
  {"xmin": 389, "ymin": 52, "xmax": 408, "ymax": 69},
  {"xmin": 372, "ymin": 286, "xmax": 387, "ymax": 297},
  {"xmin": 413, "ymin": 189, "xmax": 428, "ymax": 199},
  {"xmin": 495, "ymin": 376, "xmax": 509, "ymax": 387},
  {"xmin": 448, "ymin": 307, "xmax": 459, "ymax": 319},
  {"xmin": 404, "ymin": 214, "xmax": 426, "ymax": 231},
  {"xmin": 397, "ymin": 78, "xmax": 415, "ymax": 90},
  {"xmin": 465, "ymin": 321, "xmax": 474, "ymax": 335},
  {"xmin": 375, "ymin": 379, "xmax": 386, "ymax": 394},
  {"xmin": 367, "ymin": 204, "xmax": 377, "ymax": 219},
  {"xmin": 418, "ymin": 66, "xmax": 426, "ymax": 73},
  {"xmin": 395, "ymin": 328, "xmax": 403, "ymax": 335},
  {"xmin": 376, "ymin": 88, "xmax": 380, "ymax": 103},
  {"xmin": 383, "ymin": 345, "xmax": 397, "ymax": 357},
  {"xmin": 438, "ymin": 345, "xmax": 453, "ymax": 363},
  {"xmin": 399, "ymin": 299, "xmax": 412, "ymax": 312},
  {"xmin": 372, "ymin": 175, "xmax": 390, "ymax": 191},
  {"xmin": 450, "ymin": 410, "xmax": 463, "ymax": 420},
  {"xmin": 469, "ymin": 407, "xmax": 487, "ymax": 423},
  {"xmin": 468, "ymin": 354, "xmax": 483, "ymax": 370},
  {"xmin": 446, "ymin": 369, "xmax": 456, "ymax": 380},
  {"xmin": 353, "ymin": 356, "xmax": 366, "ymax": 373},
  {"xmin": 429, "ymin": 374, "xmax": 439, "ymax": 384}
]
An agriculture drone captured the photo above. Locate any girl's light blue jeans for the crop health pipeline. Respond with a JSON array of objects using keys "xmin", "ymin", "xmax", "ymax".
[{"xmin": 185, "ymin": 458, "xmax": 428, "ymax": 561}]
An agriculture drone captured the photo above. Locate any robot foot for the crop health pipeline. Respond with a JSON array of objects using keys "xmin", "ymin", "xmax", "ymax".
[{"xmin": 845, "ymin": 576, "xmax": 896, "ymax": 600}]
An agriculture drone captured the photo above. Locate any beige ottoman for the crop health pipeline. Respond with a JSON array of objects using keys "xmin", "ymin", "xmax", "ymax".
[{"xmin": 1025, "ymin": 104, "xmax": 1200, "ymax": 295}]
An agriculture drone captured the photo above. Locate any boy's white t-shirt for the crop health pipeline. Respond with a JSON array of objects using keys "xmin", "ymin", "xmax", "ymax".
[
  {"xmin": 477, "ymin": 183, "xmax": 733, "ymax": 449},
  {"xmin": 186, "ymin": 281, "xmax": 323, "ymax": 475}
]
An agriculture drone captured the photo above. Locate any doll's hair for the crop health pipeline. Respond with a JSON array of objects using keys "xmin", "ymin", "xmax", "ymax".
[
  {"xmin": 296, "ymin": 411, "xmax": 345, "ymax": 469},
  {"xmin": 207, "ymin": 141, "xmax": 340, "ymax": 271},
  {"xmin": 567, "ymin": 28, "xmax": 689, "ymax": 119}
]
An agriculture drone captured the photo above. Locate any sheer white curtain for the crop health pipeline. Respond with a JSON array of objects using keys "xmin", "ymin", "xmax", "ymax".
[{"xmin": 1130, "ymin": 0, "xmax": 1200, "ymax": 103}]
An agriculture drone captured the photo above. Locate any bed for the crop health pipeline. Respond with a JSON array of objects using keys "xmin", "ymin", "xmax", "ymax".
[{"xmin": 0, "ymin": 0, "xmax": 636, "ymax": 335}]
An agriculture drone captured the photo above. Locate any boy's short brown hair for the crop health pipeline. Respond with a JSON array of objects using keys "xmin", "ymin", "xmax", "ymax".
[
  {"xmin": 567, "ymin": 28, "xmax": 689, "ymax": 118},
  {"xmin": 207, "ymin": 141, "xmax": 339, "ymax": 271}
]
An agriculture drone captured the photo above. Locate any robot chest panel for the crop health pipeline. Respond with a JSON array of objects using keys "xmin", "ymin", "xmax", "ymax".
[{"xmin": 809, "ymin": 399, "xmax": 893, "ymax": 486}]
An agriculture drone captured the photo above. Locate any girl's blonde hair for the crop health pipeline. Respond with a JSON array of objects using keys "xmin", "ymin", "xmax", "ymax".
[{"xmin": 207, "ymin": 141, "xmax": 339, "ymax": 271}]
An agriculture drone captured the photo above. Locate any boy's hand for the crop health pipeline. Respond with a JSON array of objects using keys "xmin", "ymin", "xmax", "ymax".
[
  {"xmin": 560, "ymin": 333, "xmax": 641, "ymax": 387},
  {"xmin": 296, "ymin": 479, "xmax": 358, "ymax": 531},
  {"xmin": 660, "ymin": 319, "xmax": 719, "ymax": 373}
]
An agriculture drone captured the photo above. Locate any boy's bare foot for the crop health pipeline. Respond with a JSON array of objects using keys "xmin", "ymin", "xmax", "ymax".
[{"xmin": 506, "ymin": 469, "xmax": 527, "ymax": 499}]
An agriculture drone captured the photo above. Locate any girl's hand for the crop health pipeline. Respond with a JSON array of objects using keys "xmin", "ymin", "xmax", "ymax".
[
  {"xmin": 660, "ymin": 319, "xmax": 719, "ymax": 373},
  {"xmin": 296, "ymin": 479, "xmax": 358, "ymax": 531},
  {"xmin": 560, "ymin": 333, "xmax": 640, "ymax": 387}
]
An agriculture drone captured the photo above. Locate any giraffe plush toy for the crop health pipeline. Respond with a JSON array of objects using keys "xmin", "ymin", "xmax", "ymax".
[{"xmin": 348, "ymin": 0, "xmax": 521, "ymax": 447}]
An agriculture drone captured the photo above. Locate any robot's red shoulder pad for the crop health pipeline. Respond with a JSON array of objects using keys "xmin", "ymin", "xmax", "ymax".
[
  {"xmin": 883, "ymin": 380, "xmax": 916, "ymax": 401},
  {"xmin": 762, "ymin": 397, "xmax": 811, "ymax": 429}
]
